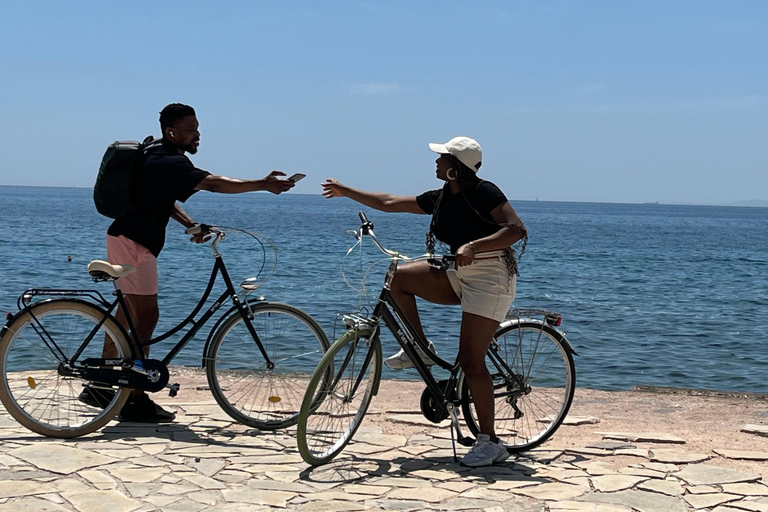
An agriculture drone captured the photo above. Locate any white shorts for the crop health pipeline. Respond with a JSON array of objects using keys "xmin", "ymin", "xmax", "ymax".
[
  {"xmin": 106, "ymin": 235, "xmax": 159, "ymax": 296},
  {"xmin": 446, "ymin": 251, "xmax": 516, "ymax": 323}
]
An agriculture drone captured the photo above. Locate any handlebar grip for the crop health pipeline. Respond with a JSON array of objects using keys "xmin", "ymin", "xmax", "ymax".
[
  {"xmin": 185, "ymin": 223, "xmax": 210, "ymax": 235},
  {"xmin": 358, "ymin": 211, "xmax": 374, "ymax": 232}
]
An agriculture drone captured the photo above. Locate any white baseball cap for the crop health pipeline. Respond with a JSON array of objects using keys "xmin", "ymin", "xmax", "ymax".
[{"xmin": 428, "ymin": 136, "xmax": 482, "ymax": 172}]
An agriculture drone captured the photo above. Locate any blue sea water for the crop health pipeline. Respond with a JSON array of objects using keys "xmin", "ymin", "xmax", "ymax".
[{"xmin": 1, "ymin": 185, "xmax": 768, "ymax": 393}]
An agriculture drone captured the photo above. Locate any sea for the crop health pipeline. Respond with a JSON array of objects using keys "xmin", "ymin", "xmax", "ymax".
[{"xmin": 2, "ymin": 185, "xmax": 767, "ymax": 394}]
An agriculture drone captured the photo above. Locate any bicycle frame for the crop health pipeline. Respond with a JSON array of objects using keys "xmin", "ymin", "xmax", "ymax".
[{"xmin": 17, "ymin": 235, "xmax": 274, "ymax": 373}]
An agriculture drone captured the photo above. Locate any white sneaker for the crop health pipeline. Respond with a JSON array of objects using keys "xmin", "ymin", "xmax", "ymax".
[
  {"xmin": 460, "ymin": 434, "xmax": 510, "ymax": 467},
  {"xmin": 384, "ymin": 340, "xmax": 437, "ymax": 369}
]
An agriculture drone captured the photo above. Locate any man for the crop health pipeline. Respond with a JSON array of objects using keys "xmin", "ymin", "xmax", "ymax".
[{"xmin": 80, "ymin": 103, "xmax": 296, "ymax": 422}]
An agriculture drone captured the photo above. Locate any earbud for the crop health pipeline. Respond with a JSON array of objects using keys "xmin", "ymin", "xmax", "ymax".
[{"xmin": 169, "ymin": 131, "xmax": 174, "ymax": 137}]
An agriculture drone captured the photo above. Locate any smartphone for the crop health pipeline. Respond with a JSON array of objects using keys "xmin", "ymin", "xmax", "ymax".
[{"xmin": 288, "ymin": 173, "xmax": 306, "ymax": 183}]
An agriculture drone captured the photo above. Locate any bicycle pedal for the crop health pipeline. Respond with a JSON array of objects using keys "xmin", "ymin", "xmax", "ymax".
[{"xmin": 167, "ymin": 383, "xmax": 180, "ymax": 397}]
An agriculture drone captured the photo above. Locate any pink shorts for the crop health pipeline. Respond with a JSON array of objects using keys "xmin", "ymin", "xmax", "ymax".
[{"xmin": 106, "ymin": 235, "xmax": 158, "ymax": 296}]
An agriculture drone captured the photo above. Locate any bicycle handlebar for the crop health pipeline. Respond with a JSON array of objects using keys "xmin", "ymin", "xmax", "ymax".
[{"xmin": 353, "ymin": 212, "xmax": 452, "ymax": 268}]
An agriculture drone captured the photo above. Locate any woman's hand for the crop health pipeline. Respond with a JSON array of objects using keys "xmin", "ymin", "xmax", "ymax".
[
  {"xmin": 322, "ymin": 179, "xmax": 347, "ymax": 198},
  {"xmin": 455, "ymin": 242, "xmax": 476, "ymax": 268}
]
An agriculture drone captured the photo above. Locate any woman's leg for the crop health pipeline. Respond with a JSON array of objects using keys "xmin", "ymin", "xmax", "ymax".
[
  {"xmin": 458, "ymin": 312, "xmax": 502, "ymax": 440},
  {"xmin": 389, "ymin": 261, "xmax": 460, "ymax": 339}
]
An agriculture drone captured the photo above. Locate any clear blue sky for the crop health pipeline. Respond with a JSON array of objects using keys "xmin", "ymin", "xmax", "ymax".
[{"xmin": 1, "ymin": 1, "xmax": 766, "ymax": 205}]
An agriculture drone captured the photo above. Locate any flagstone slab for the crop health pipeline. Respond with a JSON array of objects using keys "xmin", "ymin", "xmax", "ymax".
[
  {"xmin": 688, "ymin": 484, "xmax": 721, "ymax": 494},
  {"xmin": 618, "ymin": 467, "xmax": 665, "ymax": 478},
  {"xmin": 715, "ymin": 449, "xmax": 768, "ymax": 461},
  {"xmin": 742, "ymin": 425, "xmax": 768, "ymax": 437},
  {"xmin": 186, "ymin": 457, "xmax": 226, "ymax": 477},
  {"xmin": 549, "ymin": 501, "xmax": 634, "ymax": 512},
  {"xmin": 637, "ymin": 478, "xmax": 685, "ymax": 496},
  {"xmin": 188, "ymin": 490, "xmax": 220, "ymax": 506},
  {"xmin": 387, "ymin": 486, "xmax": 458, "ymax": 503},
  {"xmin": 725, "ymin": 500, "xmax": 768, "ymax": 512},
  {"xmin": 591, "ymin": 474, "xmax": 649, "ymax": 492},
  {"xmin": 9, "ymin": 444, "xmax": 118, "ymax": 475},
  {"xmin": 80, "ymin": 469, "xmax": 118, "ymax": 490},
  {"xmin": 650, "ymin": 448, "xmax": 710, "ymax": 464},
  {"xmin": 339, "ymin": 484, "xmax": 392, "ymax": 496},
  {"xmin": 598, "ymin": 432, "xmax": 686, "ymax": 444},
  {"xmin": 615, "ymin": 449, "xmax": 651, "ymax": 458},
  {"xmin": 61, "ymin": 489, "xmax": 141, "ymax": 512},
  {"xmin": 151, "ymin": 497, "xmax": 208, "ymax": 512},
  {"xmin": 222, "ymin": 487, "xmax": 293, "ymax": 507},
  {"xmin": 578, "ymin": 489, "xmax": 687, "ymax": 512},
  {"xmin": 108, "ymin": 466, "xmax": 170, "ymax": 483},
  {"xmin": 0, "ymin": 481, "xmax": 58, "ymax": 498},
  {"xmin": 182, "ymin": 474, "xmax": 227, "ymax": 490},
  {"xmin": 588, "ymin": 441, "xmax": 636, "ymax": 450},
  {"xmin": 0, "ymin": 497, "xmax": 72, "ymax": 512},
  {"xmin": 566, "ymin": 447, "xmax": 615, "ymax": 457},
  {"xmin": 721, "ymin": 483, "xmax": 768, "ymax": 496},
  {"xmin": 512, "ymin": 482, "xmax": 588, "ymax": 501},
  {"xmin": 683, "ymin": 493, "xmax": 742, "ymax": 509},
  {"xmin": 675, "ymin": 465, "xmax": 762, "ymax": 486},
  {"xmin": 562, "ymin": 416, "xmax": 601, "ymax": 426}
]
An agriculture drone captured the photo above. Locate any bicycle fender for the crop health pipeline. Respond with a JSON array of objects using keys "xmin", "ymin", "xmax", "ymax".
[
  {"xmin": 497, "ymin": 318, "xmax": 578, "ymax": 356},
  {"xmin": 200, "ymin": 297, "xmax": 267, "ymax": 367}
]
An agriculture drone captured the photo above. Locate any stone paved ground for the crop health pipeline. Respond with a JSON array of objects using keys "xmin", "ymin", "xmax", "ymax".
[{"xmin": 1, "ymin": 369, "xmax": 767, "ymax": 512}]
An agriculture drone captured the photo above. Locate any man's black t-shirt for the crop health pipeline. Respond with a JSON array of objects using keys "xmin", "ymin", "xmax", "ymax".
[
  {"xmin": 416, "ymin": 179, "xmax": 507, "ymax": 253},
  {"xmin": 107, "ymin": 139, "xmax": 210, "ymax": 257}
]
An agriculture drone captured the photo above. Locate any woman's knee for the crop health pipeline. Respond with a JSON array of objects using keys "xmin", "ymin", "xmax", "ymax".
[{"xmin": 459, "ymin": 352, "xmax": 489, "ymax": 378}]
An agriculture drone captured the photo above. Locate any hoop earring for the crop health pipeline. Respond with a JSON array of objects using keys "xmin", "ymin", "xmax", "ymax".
[{"xmin": 446, "ymin": 168, "xmax": 456, "ymax": 181}]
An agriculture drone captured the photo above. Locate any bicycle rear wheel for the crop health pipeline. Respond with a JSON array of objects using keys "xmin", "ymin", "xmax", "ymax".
[
  {"xmin": 206, "ymin": 302, "xmax": 330, "ymax": 430},
  {"xmin": 297, "ymin": 328, "xmax": 382, "ymax": 466},
  {"xmin": 460, "ymin": 321, "xmax": 575, "ymax": 452},
  {"xmin": 0, "ymin": 300, "xmax": 131, "ymax": 438}
]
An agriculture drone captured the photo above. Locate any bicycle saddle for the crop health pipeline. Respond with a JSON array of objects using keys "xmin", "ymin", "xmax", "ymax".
[{"xmin": 87, "ymin": 260, "xmax": 137, "ymax": 279}]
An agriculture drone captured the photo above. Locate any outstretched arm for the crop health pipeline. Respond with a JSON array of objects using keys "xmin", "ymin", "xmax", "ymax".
[
  {"xmin": 321, "ymin": 179, "xmax": 425, "ymax": 214},
  {"xmin": 196, "ymin": 171, "xmax": 295, "ymax": 195}
]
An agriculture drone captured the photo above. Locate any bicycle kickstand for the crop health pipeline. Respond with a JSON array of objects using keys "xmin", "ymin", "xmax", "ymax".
[{"xmin": 446, "ymin": 403, "xmax": 476, "ymax": 463}]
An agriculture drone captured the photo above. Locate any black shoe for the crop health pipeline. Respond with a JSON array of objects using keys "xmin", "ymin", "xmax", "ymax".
[
  {"xmin": 117, "ymin": 394, "xmax": 176, "ymax": 423},
  {"xmin": 78, "ymin": 385, "xmax": 116, "ymax": 409}
]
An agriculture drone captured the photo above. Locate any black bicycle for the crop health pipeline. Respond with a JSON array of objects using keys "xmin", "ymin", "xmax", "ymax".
[
  {"xmin": 0, "ymin": 224, "xmax": 329, "ymax": 438},
  {"xmin": 297, "ymin": 213, "xmax": 576, "ymax": 466}
]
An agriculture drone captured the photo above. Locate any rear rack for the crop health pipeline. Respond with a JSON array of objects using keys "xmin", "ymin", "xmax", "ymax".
[
  {"xmin": 17, "ymin": 289, "xmax": 112, "ymax": 310},
  {"xmin": 505, "ymin": 308, "xmax": 562, "ymax": 327}
]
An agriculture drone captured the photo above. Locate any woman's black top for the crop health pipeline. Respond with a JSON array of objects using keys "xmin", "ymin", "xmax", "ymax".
[{"xmin": 416, "ymin": 179, "xmax": 508, "ymax": 253}]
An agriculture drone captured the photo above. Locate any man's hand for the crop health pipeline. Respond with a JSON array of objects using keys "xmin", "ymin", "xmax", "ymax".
[{"xmin": 262, "ymin": 170, "xmax": 295, "ymax": 195}]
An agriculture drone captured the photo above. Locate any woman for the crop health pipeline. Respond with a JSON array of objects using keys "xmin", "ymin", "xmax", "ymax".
[{"xmin": 321, "ymin": 136, "xmax": 527, "ymax": 467}]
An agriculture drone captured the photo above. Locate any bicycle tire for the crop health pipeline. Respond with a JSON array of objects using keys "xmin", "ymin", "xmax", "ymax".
[
  {"xmin": 297, "ymin": 327, "xmax": 382, "ymax": 466},
  {"xmin": 459, "ymin": 320, "xmax": 576, "ymax": 452},
  {"xmin": 206, "ymin": 302, "xmax": 330, "ymax": 430},
  {"xmin": 0, "ymin": 300, "xmax": 132, "ymax": 438}
]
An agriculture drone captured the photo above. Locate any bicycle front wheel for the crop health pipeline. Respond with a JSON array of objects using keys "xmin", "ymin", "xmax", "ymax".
[
  {"xmin": 206, "ymin": 302, "xmax": 330, "ymax": 430},
  {"xmin": 297, "ymin": 328, "xmax": 382, "ymax": 466},
  {"xmin": 460, "ymin": 321, "xmax": 576, "ymax": 452},
  {"xmin": 0, "ymin": 300, "xmax": 131, "ymax": 438}
]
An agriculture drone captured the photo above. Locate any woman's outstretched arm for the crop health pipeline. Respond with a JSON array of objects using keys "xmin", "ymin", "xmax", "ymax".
[{"xmin": 321, "ymin": 179, "xmax": 425, "ymax": 214}]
